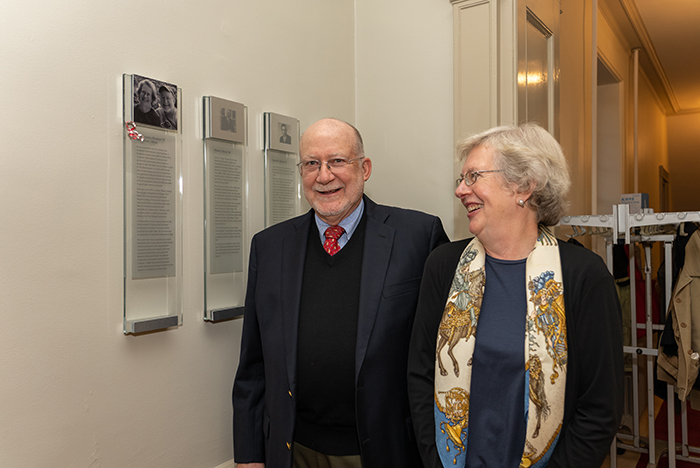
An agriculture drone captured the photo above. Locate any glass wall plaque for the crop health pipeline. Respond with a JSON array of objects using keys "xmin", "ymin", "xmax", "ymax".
[
  {"xmin": 123, "ymin": 74, "xmax": 183, "ymax": 334},
  {"xmin": 263, "ymin": 112, "xmax": 301, "ymax": 227},
  {"xmin": 203, "ymin": 97, "xmax": 248, "ymax": 322}
]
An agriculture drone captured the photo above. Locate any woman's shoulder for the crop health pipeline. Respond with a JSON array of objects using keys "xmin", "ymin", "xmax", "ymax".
[
  {"xmin": 424, "ymin": 238, "xmax": 472, "ymax": 272},
  {"xmin": 557, "ymin": 239, "xmax": 614, "ymax": 286},
  {"xmin": 430, "ymin": 238, "xmax": 472, "ymax": 259},
  {"xmin": 558, "ymin": 239, "xmax": 606, "ymax": 267}
]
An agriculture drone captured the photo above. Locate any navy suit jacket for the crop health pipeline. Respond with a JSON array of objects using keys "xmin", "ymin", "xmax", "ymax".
[{"xmin": 233, "ymin": 196, "xmax": 448, "ymax": 468}]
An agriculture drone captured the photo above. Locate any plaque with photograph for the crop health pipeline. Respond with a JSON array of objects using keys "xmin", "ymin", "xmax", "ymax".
[
  {"xmin": 204, "ymin": 96, "xmax": 246, "ymax": 144},
  {"xmin": 123, "ymin": 74, "xmax": 183, "ymax": 334},
  {"xmin": 263, "ymin": 113, "xmax": 302, "ymax": 227},
  {"xmin": 264, "ymin": 112, "xmax": 299, "ymax": 153},
  {"xmin": 203, "ymin": 97, "xmax": 248, "ymax": 322},
  {"xmin": 128, "ymin": 74, "xmax": 179, "ymax": 131}
]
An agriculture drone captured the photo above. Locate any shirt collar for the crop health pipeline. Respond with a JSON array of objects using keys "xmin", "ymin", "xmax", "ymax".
[{"xmin": 314, "ymin": 198, "xmax": 365, "ymax": 243}]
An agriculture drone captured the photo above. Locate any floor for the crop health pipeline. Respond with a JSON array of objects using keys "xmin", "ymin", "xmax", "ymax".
[
  {"xmin": 602, "ymin": 448, "xmax": 644, "ymax": 468},
  {"xmin": 601, "ymin": 396, "xmax": 669, "ymax": 468}
]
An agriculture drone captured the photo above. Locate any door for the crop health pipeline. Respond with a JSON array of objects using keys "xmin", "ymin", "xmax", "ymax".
[
  {"xmin": 518, "ymin": 0, "xmax": 560, "ymax": 138},
  {"xmin": 451, "ymin": 0, "xmax": 560, "ymax": 239}
]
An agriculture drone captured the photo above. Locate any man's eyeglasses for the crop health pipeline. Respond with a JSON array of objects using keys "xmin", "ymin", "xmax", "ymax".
[
  {"xmin": 297, "ymin": 157, "xmax": 364, "ymax": 175},
  {"xmin": 455, "ymin": 170, "xmax": 504, "ymax": 188}
]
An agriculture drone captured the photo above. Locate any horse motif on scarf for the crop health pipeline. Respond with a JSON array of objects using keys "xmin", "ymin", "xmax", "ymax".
[
  {"xmin": 436, "ymin": 263, "xmax": 484, "ymax": 377},
  {"xmin": 528, "ymin": 270, "xmax": 567, "ymax": 384}
]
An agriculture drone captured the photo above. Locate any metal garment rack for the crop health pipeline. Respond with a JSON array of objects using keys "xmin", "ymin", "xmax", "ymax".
[{"xmin": 560, "ymin": 205, "xmax": 700, "ymax": 468}]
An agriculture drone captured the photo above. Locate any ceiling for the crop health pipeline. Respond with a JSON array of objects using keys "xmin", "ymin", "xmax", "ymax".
[{"xmin": 601, "ymin": 0, "xmax": 700, "ymax": 115}]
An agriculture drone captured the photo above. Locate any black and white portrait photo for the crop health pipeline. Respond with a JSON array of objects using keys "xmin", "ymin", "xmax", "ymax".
[
  {"xmin": 265, "ymin": 113, "xmax": 298, "ymax": 152},
  {"xmin": 279, "ymin": 123, "xmax": 292, "ymax": 144},
  {"xmin": 132, "ymin": 74, "xmax": 178, "ymax": 131},
  {"xmin": 220, "ymin": 108, "xmax": 237, "ymax": 133},
  {"xmin": 205, "ymin": 97, "xmax": 245, "ymax": 143}
]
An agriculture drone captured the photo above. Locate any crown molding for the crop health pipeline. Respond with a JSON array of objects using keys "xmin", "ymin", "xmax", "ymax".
[{"xmin": 618, "ymin": 0, "xmax": 679, "ymax": 113}]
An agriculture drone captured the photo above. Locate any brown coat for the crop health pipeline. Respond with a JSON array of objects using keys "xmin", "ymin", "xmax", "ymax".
[{"xmin": 658, "ymin": 229, "xmax": 700, "ymax": 400}]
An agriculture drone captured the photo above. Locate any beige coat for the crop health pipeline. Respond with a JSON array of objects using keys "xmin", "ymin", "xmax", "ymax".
[{"xmin": 658, "ymin": 228, "xmax": 700, "ymax": 401}]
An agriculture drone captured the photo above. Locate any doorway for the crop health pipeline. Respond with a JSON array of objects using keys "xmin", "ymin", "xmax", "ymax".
[{"xmin": 595, "ymin": 57, "xmax": 624, "ymax": 257}]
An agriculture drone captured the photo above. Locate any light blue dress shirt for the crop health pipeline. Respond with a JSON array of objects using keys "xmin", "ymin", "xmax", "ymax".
[{"xmin": 314, "ymin": 199, "xmax": 365, "ymax": 251}]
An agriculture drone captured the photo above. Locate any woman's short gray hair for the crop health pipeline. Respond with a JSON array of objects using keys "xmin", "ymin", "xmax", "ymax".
[{"xmin": 457, "ymin": 123, "xmax": 571, "ymax": 226}]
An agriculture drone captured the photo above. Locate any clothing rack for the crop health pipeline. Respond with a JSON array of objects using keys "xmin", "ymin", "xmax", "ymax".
[{"xmin": 560, "ymin": 205, "xmax": 700, "ymax": 468}]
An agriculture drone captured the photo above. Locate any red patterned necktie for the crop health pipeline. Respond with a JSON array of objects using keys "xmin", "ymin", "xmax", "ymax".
[{"xmin": 323, "ymin": 226, "xmax": 345, "ymax": 256}]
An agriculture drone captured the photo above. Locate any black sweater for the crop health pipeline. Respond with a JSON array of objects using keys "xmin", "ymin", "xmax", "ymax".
[{"xmin": 295, "ymin": 216, "xmax": 366, "ymax": 455}]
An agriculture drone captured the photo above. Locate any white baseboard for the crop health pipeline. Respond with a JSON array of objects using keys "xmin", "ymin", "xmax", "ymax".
[{"xmin": 214, "ymin": 460, "xmax": 236, "ymax": 468}]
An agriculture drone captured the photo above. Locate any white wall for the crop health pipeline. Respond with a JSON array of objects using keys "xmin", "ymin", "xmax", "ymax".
[
  {"xmin": 355, "ymin": 0, "xmax": 455, "ymax": 236},
  {"xmin": 667, "ymin": 112, "xmax": 700, "ymax": 212},
  {"xmin": 0, "ymin": 1, "xmax": 354, "ymax": 467},
  {"xmin": 0, "ymin": 1, "xmax": 455, "ymax": 467}
]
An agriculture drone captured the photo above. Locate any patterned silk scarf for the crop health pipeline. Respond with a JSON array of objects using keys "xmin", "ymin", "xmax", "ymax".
[{"xmin": 434, "ymin": 226, "xmax": 567, "ymax": 468}]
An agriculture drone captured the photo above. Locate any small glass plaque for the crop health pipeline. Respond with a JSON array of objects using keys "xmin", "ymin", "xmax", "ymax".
[
  {"xmin": 203, "ymin": 97, "xmax": 248, "ymax": 322},
  {"xmin": 123, "ymin": 74, "xmax": 183, "ymax": 334},
  {"xmin": 204, "ymin": 96, "xmax": 245, "ymax": 143},
  {"xmin": 264, "ymin": 150, "xmax": 302, "ymax": 226},
  {"xmin": 130, "ymin": 74, "xmax": 179, "ymax": 131},
  {"xmin": 263, "ymin": 113, "xmax": 301, "ymax": 227},
  {"xmin": 265, "ymin": 112, "xmax": 299, "ymax": 152}
]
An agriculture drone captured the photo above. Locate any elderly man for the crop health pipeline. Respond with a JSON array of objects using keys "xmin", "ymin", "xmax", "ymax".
[{"xmin": 233, "ymin": 118, "xmax": 448, "ymax": 468}]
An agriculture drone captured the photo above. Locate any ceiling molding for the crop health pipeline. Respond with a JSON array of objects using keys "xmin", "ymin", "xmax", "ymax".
[
  {"xmin": 638, "ymin": 65, "xmax": 666, "ymax": 115},
  {"xmin": 618, "ymin": 0, "xmax": 680, "ymax": 113},
  {"xmin": 673, "ymin": 108, "xmax": 700, "ymax": 117},
  {"xmin": 598, "ymin": 1, "xmax": 632, "ymax": 53}
]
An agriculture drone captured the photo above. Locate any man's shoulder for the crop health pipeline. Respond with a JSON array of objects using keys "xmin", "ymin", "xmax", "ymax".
[
  {"xmin": 381, "ymin": 204, "xmax": 439, "ymax": 219},
  {"xmin": 252, "ymin": 211, "xmax": 312, "ymax": 242},
  {"xmin": 364, "ymin": 199, "xmax": 447, "ymax": 248},
  {"xmin": 369, "ymin": 200, "xmax": 441, "ymax": 225},
  {"xmin": 372, "ymin": 203, "xmax": 443, "ymax": 240}
]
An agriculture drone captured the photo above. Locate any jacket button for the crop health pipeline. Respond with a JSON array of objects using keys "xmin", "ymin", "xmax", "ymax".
[
  {"xmin": 676, "ymin": 297, "xmax": 682, "ymax": 303},
  {"xmin": 681, "ymin": 322, "xmax": 688, "ymax": 328},
  {"xmin": 287, "ymin": 442, "xmax": 292, "ymax": 450}
]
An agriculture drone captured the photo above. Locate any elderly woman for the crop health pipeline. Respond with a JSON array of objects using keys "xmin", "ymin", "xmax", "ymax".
[{"xmin": 408, "ymin": 124, "xmax": 623, "ymax": 468}]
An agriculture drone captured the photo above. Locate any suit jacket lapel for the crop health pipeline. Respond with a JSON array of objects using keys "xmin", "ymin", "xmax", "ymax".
[
  {"xmin": 356, "ymin": 197, "xmax": 395, "ymax": 377},
  {"xmin": 282, "ymin": 211, "xmax": 313, "ymax": 392}
]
